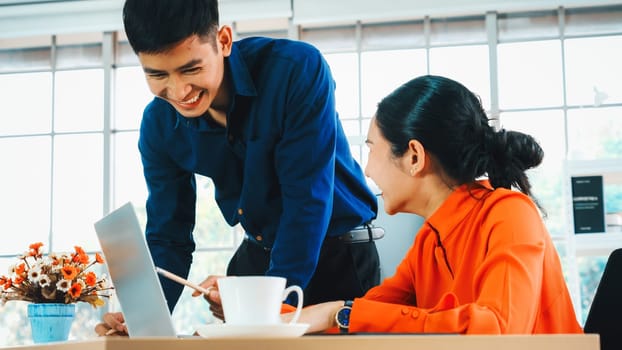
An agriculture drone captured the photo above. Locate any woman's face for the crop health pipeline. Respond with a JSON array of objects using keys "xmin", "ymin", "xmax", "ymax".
[{"xmin": 364, "ymin": 117, "xmax": 413, "ymax": 215}]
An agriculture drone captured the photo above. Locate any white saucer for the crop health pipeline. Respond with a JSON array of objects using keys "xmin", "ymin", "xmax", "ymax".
[{"xmin": 195, "ymin": 323, "xmax": 309, "ymax": 338}]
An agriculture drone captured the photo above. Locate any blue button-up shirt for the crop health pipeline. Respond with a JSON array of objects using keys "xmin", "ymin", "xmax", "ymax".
[{"xmin": 139, "ymin": 37, "xmax": 377, "ymax": 309}]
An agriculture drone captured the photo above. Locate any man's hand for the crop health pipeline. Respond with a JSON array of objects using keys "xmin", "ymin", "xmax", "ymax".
[
  {"xmin": 193, "ymin": 275, "xmax": 224, "ymax": 321},
  {"xmin": 94, "ymin": 312, "xmax": 128, "ymax": 337}
]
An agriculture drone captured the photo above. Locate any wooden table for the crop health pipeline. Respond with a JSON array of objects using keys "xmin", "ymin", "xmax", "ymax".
[{"xmin": 1, "ymin": 334, "xmax": 600, "ymax": 350}]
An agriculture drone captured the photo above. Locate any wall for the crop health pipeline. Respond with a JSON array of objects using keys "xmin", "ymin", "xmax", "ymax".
[{"xmin": 374, "ymin": 197, "xmax": 424, "ymax": 279}]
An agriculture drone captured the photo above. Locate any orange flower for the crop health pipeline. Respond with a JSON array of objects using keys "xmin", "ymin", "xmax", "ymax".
[
  {"xmin": 15, "ymin": 263, "xmax": 26, "ymax": 275},
  {"xmin": 3, "ymin": 279, "xmax": 12, "ymax": 290},
  {"xmin": 72, "ymin": 246, "xmax": 89, "ymax": 264},
  {"xmin": 95, "ymin": 253, "xmax": 104, "ymax": 264},
  {"xmin": 28, "ymin": 242, "xmax": 44, "ymax": 257},
  {"xmin": 61, "ymin": 265, "xmax": 78, "ymax": 280},
  {"xmin": 29, "ymin": 242, "xmax": 44, "ymax": 251},
  {"xmin": 85, "ymin": 272, "xmax": 97, "ymax": 287},
  {"xmin": 13, "ymin": 276, "xmax": 24, "ymax": 285},
  {"xmin": 0, "ymin": 276, "xmax": 7, "ymax": 286},
  {"xmin": 69, "ymin": 282, "xmax": 82, "ymax": 298}
]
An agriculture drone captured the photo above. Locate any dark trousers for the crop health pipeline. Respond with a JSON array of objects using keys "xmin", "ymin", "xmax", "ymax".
[{"xmin": 226, "ymin": 238, "xmax": 381, "ymax": 306}]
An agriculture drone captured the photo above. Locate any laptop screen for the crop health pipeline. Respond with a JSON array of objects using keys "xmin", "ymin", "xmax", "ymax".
[{"xmin": 94, "ymin": 202, "xmax": 177, "ymax": 337}]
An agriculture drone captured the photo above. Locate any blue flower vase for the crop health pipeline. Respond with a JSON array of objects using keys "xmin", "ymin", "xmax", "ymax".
[{"xmin": 27, "ymin": 303, "xmax": 76, "ymax": 343}]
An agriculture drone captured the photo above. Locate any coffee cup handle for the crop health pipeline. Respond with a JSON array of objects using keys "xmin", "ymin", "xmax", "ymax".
[{"xmin": 282, "ymin": 285, "xmax": 303, "ymax": 324}]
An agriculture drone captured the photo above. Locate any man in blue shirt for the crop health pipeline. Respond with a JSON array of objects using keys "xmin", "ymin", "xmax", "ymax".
[{"xmin": 123, "ymin": 0, "xmax": 381, "ymax": 312}]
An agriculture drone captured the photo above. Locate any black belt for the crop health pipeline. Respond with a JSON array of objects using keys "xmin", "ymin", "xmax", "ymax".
[
  {"xmin": 244, "ymin": 223, "xmax": 385, "ymax": 250},
  {"xmin": 327, "ymin": 223, "xmax": 385, "ymax": 244}
]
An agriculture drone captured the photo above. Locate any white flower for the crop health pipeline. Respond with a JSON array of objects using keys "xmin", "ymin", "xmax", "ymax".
[
  {"xmin": 50, "ymin": 264, "xmax": 62, "ymax": 274},
  {"xmin": 56, "ymin": 279, "xmax": 71, "ymax": 292},
  {"xmin": 28, "ymin": 266, "xmax": 43, "ymax": 282},
  {"xmin": 97, "ymin": 274, "xmax": 109, "ymax": 288},
  {"xmin": 7, "ymin": 264, "xmax": 15, "ymax": 275},
  {"xmin": 38, "ymin": 274, "xmax": 51, "ymax": 288}
]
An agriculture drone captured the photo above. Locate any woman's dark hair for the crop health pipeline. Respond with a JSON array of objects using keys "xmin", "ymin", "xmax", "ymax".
[
  {"xmin": 375, "ymin": 75, "xmax": 544, "ymax": 201},
  {"xmin": 122, "ymin": 0, "xmax": 219, "ymax": 54}
]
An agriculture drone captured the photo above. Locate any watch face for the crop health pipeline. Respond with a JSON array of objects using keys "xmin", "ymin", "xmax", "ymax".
[{"xmin": 337, "ymin": 307, "xmax": 351, "ymax": 327}]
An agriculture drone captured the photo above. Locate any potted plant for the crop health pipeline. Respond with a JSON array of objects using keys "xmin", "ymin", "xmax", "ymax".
[{"xmin": 0, "ymin": 242, "xmax": 112, "ymax": 343}]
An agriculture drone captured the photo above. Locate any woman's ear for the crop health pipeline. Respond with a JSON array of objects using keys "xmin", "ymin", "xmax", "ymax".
[{"xmin": 406, "ymin": 139, "xmax": 426, "ymax": 176}]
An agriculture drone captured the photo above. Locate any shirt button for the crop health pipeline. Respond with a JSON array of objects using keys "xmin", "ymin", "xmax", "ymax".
[
  {"xmin": 228, "ymin": 134, "xmax": 234, "ymax": 142},
  {"xmin": 401, "ymin": 308, "xmax": 409, "ymax": 315},
  {"xmin": 238, "ymin": 208, "xmax": 243, "ymax": 215},
  {"xmin": 256, "ymin": 235, "xmax": 263, "ymax": 241},
  {"xmin": 411, "ymin": 310, "xmax": 419, "ymax": 319}
]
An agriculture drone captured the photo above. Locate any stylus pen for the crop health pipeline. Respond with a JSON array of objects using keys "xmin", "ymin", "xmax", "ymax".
[{"xmin": 155, "ymin": 266, "xmax": 214, "ymax": 295}]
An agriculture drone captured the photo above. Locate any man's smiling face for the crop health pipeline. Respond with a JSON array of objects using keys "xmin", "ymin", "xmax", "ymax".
[{"xmin": 138, "ymin": 31, "xmax": 231, "ymax": 118}]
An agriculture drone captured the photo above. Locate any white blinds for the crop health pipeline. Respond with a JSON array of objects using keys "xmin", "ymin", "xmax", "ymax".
[
  {"xmin": 292, "ymin": 0, "xmax": 621, "ymax": 25},
  {"xmin": 0, "ymin": 0, "xmax": 292, "ymax": 39}
]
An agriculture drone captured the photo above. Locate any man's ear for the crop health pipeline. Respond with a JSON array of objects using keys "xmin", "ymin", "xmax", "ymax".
[{"xmin": 217, "ymin": 25, "xmax": 233, "ymax": 57}]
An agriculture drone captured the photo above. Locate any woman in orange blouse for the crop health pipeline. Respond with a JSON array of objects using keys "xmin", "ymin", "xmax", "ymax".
[{"xmin": 292, "ymin": 75, "xmax": 582, "ymax": 334}]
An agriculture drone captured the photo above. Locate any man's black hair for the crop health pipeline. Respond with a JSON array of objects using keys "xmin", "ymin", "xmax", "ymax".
[{"xmin": 123, "ymin": 0, "xmax": 219, "ymax": 54}]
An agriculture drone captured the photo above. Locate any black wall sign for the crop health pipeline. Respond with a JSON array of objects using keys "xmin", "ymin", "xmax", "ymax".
[{"xmin": 572, "ymin": 175, "xmax": 605, "ymax": 234}]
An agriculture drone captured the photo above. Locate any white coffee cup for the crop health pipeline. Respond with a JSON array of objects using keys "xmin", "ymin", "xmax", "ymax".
[{"xmin": 217, "ymin": 276, "xmax": 303, "ymax": 325}]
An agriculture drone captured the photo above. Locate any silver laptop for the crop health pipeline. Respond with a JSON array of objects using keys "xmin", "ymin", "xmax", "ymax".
[{"xmin": 94, "ymin": 202, "xmax": 177, "ymax": 337}]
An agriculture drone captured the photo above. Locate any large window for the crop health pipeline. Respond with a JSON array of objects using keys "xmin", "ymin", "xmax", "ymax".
[
  {"xmin": 0, "ymin": 33, "xmax": 109, "ymax": 344},
  {"xmin": 495, "ymin": 8, "xmax": 622, "ymax": 323},
  {"xmin": 1, "ymin": 4, "xmax": 621, "ymax": 346}
]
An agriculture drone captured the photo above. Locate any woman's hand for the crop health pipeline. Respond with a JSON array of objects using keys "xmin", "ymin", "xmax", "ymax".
[
  {"xmin": 94, "ymin": 312, "xmax": 128, "ymax": 337},
  {"xmin": 192, "ymin": 275, "xmax": 225, "ymax": 321},
  {"xmin": 282, "ymin": 300, "xmax": 343, "ymax": 334}
]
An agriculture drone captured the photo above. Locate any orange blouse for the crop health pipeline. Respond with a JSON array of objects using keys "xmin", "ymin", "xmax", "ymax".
[{"xmin": 350, "ymin": 181, "xmax": 582, "ymax": 334}]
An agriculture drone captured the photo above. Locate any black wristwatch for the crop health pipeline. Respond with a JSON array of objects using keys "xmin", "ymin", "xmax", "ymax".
[{"xmin": 335, "ymin": 300, "xmax": 354, "ymax": 334}]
